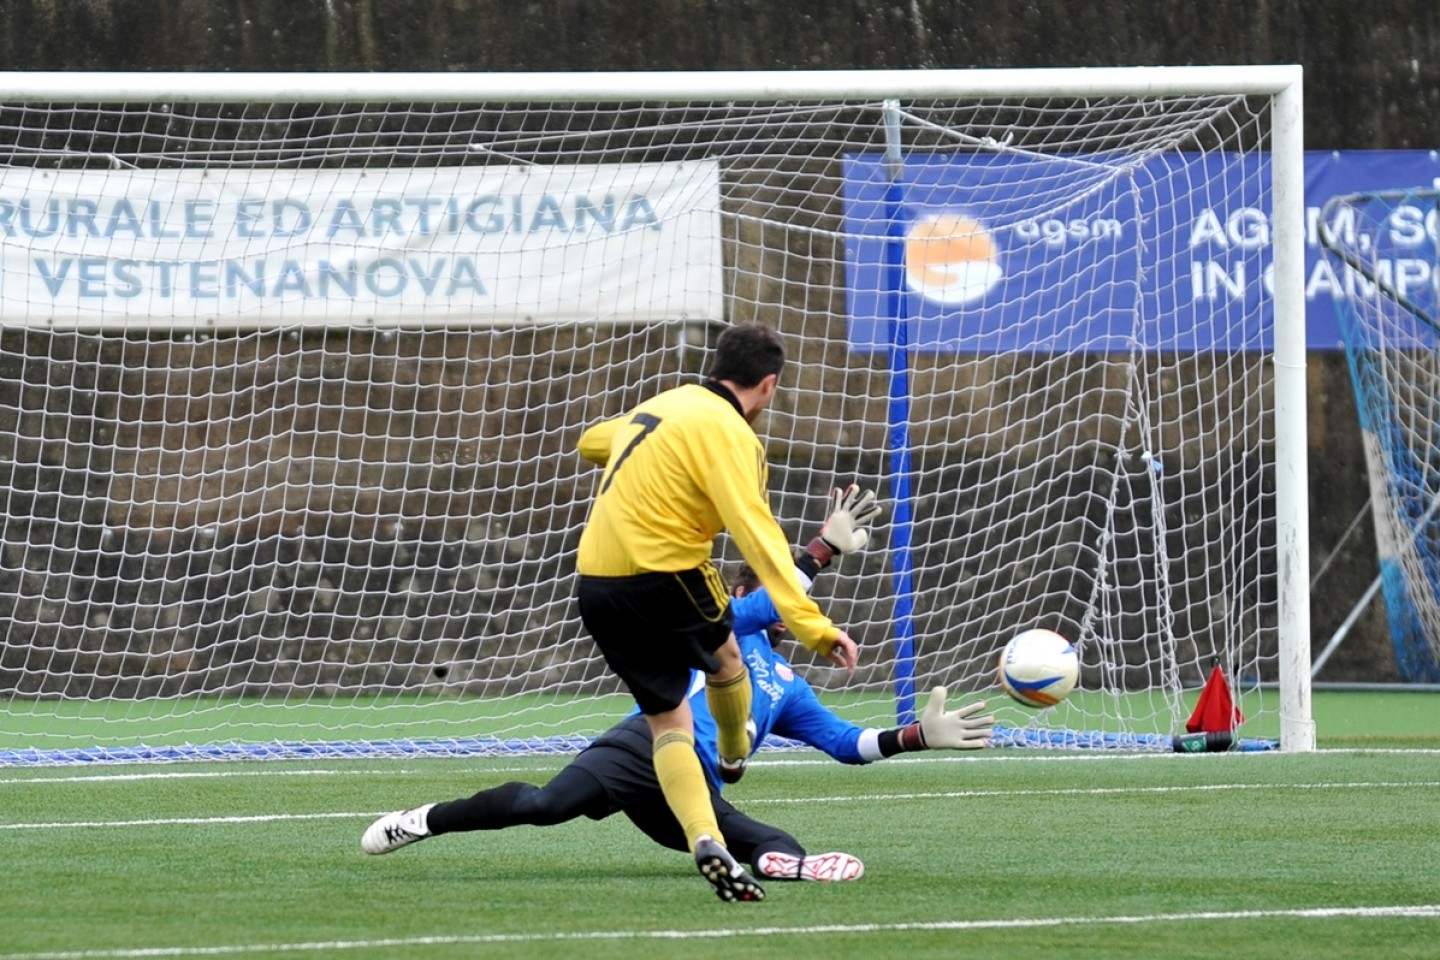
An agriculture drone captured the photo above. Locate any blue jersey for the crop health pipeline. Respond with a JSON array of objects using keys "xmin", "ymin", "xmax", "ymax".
[{"xmin": 686, "ymin": 588, "xmax": 872, "ymax": 788}]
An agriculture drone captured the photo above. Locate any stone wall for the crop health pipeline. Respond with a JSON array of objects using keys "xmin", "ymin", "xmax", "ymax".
[
  {"xmin": 0, "ymin": 0, "xmax": 1434, "ymax": 683},
  {"xmin": 2, "ymin": 1, "xmax": 1437, "ymax": 152}
]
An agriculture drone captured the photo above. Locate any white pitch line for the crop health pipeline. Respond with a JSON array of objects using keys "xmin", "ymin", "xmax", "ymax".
[
  {"xmin": 3, "ymin": 745, "xmax": 1438, "ymax": 785},
  {"xmin": 0, "ymin": 753, "xmax": 1102, "ymax": 785},
  {"xmin": 0, "ymin": 753, "xmax": 1145, "ymax": 786},
  {"xmin": 745, "ymin": 779, "xmax": 1440, "ymax": 805},
  {"xmin": 2, "ymin": 904, "xmax": 1439, "ymax": 959},
  {"xmin": 0, "ymin": 769, "xmax": 415, "ymax": 786},
  {"xmin": 4, "ymin": 780, "xmax": 1439, "ymax": 831},
  {"xmin": 0, "ymin": 765, "xmax": 564, "ymax": 786},
  {"xmin": 0, "ymin": 812, "xmax": 378, "ymax": 830}
]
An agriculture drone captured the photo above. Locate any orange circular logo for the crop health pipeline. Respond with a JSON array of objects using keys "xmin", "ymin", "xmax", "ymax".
[{"xmin": 904, "ymin": 214, "xmax": 1003, "ymax": 305}]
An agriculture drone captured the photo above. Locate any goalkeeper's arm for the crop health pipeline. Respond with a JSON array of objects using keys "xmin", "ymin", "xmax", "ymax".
[
  {"xmin": 859, "ymin": 687, "xmax": 994, "ymax": 758},
  {"xmin": 794, "ymin": 490, "xmax": 992, "ymax": 755},
  {"xmin": 774, "ymin": 682, "xmax": 993, "ymax": 763},
  {"xmin": 731, "ymin": 482, "xmax": 884, "ymax": 635},
  {"xmin": 788, "ymin": 489, "xmax": 995, "ymax": 755},
  {"xmin": 794, "ymin": 484, "xmax": 882, "ymax": 586}
]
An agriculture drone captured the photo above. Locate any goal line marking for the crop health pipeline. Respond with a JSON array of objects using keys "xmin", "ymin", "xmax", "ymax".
[
  {"xmin": 3, "ymin": 781, "xmax": 1438, "ymax": 831},
  {"xmin": 3, "ymin": 746, "xmax": 1436, "ymax": 787},
  {"xmin": 0, "ymin": 766, "xmax": 548, "ymax": 786},
  {"xmin": 4, "ymin": 904, "xmax": 1439, "ymax": 959}
]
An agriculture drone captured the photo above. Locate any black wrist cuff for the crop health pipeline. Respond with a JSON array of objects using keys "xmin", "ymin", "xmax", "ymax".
[
  {"xmin": 803, "ymin": 536, "xmax": 835, "ymax": 568},
  {"xmin": 877, "ymin": 723, "xmax": 927, "ymax": 758}
]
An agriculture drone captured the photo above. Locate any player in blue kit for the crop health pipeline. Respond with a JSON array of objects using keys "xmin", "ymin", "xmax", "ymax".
[{"xmin": 362, "ymin": 488, "xmax": 994, "ymax": 885}]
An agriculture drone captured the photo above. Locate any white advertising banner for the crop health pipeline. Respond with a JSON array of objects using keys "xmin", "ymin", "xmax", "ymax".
[{"xmin": 0, "ymin": 161, "xmax": 723, "ymax": 328}]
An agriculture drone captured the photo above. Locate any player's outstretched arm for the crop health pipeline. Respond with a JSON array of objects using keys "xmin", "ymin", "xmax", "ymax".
[
  {"xmin": 709, "ymin": 445, "xmax": 832, "ymax": 646},
  {"xmin": 797, "ymin": 484, "xmax": 884, "ymax": 579},
  {"xmin": 860, "ymin": 687, "xmax": 994, "ymax": 759},
  {"xmin": 727, "ymin": 484, "xmax": 877, "ymax": 676}
]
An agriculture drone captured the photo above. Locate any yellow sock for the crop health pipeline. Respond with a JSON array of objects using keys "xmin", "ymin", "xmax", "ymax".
[
  {"xmin": 652, "ymin": 729, "xmax": 723, "ymax": 851},
  {"xmin": 707, "ymin": 667, "xmax": 753, "ymax": 763}
]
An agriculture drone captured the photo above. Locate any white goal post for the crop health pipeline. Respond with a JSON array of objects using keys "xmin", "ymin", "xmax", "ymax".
[{"xmin": 0, "ymin": 67, "xmax": 1313, "ymax": 763}]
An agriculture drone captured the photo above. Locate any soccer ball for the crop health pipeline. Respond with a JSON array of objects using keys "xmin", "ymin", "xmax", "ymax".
[{"xmin": 997, "ymin": 628, "xmax": 1079, "ymax": 708}]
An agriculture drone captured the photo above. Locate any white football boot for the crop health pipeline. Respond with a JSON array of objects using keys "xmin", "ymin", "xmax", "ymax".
[
  {"xmin": 756, "ymin": 850, "xmax": 865, "ymax": 882},
  {"xmin": 361, "ymin": 803, "xmax": 436, "ymax": 855}
]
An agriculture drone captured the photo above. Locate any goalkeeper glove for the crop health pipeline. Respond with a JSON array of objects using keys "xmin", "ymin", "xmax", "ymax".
[
  {"xmin": 908, "ymin": 687, "xmax": 994, "ymax": 751},
  {"xmin": 822, "ymin": 484, "xmax": 882, "ymax": 553},
  {"xmin": 803, "ymin": 484, "xmax": 883, "ymax": 569},
  {"xmin": 876, "ymin": 687, "xmax": 992, "ymax": 756}
]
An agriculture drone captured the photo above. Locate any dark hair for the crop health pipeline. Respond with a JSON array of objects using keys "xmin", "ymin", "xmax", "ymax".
[
  {"xmin": 733, "ymin": 562, "xmax": 785, "ymax": 646},
  {"xmin": 707, "ymin": 323, "xmax": 785, "ymax": 388},
  {"xmin": 732, "ymin": 562, "xmax": 761, "ymax": 596}
]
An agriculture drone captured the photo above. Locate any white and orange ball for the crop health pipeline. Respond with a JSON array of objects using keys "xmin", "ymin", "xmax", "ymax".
[{"xmin": 997, "ymin": 628, "xmax": 1079, "ymax": 708}]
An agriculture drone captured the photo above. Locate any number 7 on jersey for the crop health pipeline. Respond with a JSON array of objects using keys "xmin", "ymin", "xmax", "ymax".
[{"xmin": 599, "ymin": 412, "xmax": 663, "ymax": 494}]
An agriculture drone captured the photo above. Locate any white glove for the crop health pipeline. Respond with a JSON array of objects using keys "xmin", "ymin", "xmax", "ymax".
[
  {"xmin": 918, "ymin": 687, "xmax": 993, "ymax": 750},
  {"xmin": 819, "ymin": 484, "xmax": 883, "ymax": 555}
]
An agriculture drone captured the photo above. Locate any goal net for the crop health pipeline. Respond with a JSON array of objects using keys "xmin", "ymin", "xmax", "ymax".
[
  {"xmin": 0, "ymin": 69, "xmax": 1311, "ymax": 764},
  {"xmin": 1319, "ymin": 188, "xmax": 1440, "ymax": 682}
]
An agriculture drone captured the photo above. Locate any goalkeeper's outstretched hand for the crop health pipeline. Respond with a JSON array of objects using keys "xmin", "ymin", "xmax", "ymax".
[
  {"xmin": 918, "ymin": 687, "xmax": 993, "ymax": 750},
  {"xmin": 819, "ymin": 484, "xmax": 884, "ymax": 555}
]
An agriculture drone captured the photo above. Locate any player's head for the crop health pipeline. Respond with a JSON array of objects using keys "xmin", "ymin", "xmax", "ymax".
[
  {"xmin": 732, "ymin": 563, "xmax": 762, "ymax": 597},
  {"xmin": 708, "ymin": 324, "xmax": 785, "ymax": 420},
  {"xmin": 732, "ymin": 563, "xmax": 786, "ymax": 646}
]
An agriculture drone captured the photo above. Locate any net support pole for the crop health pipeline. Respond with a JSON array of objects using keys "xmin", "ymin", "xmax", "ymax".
[
  {"xmin": 1271, "ymin": 70, "xmax": 1316, "ymax": 752},
  {"xmin": 882, "ymin": 99, "xmax": 918, "ymax": 726}
]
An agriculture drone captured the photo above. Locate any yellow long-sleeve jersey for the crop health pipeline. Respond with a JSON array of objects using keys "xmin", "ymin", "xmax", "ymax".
[{"xmin": 576, "ymin": 381, "xmax": 839, "ymax": 657}]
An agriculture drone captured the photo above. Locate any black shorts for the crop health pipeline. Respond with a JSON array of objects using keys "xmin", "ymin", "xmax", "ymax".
[{"xmin": 576, "ymin": 562, "xmax": 732, "ymax": 715}]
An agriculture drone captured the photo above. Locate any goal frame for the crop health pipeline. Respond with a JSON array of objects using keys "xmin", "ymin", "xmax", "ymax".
[{"xmin": 0, "ymin": 66, "xmax": 1314, "ymax": 753}]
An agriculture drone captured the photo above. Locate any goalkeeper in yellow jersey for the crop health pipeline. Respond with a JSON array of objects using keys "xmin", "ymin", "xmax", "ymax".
[{"xmin": 573, "ymin": 323, "xmax": 859, "ymax": 902}]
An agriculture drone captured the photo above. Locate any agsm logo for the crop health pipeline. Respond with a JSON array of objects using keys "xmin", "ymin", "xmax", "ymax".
[{"xmin": 903, "ymin": 213, "xmax": 1003, "ymax": 305}]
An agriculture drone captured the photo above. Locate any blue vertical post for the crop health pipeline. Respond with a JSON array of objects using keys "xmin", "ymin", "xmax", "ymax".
[{"xmin": 882, "ymin": 100, "xmax": 917, "ymax": 725}]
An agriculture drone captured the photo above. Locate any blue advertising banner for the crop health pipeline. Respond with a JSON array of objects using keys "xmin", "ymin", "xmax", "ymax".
[{"xmin": 843, "ymin": 150, "xmax": 1440, "ymax": 352}]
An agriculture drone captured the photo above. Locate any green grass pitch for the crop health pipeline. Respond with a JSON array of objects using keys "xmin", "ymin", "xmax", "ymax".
[{"xmin": 1, "ymin": 692, "xmax": 1438, "ymax": 959}]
